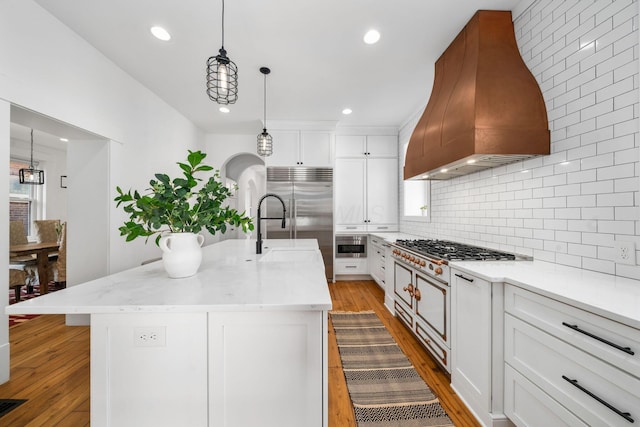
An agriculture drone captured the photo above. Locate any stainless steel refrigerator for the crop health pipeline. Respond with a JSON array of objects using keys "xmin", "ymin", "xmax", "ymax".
[{"xmin": 264, "ymin": 167, "xmax": 333, "ymax": 280}]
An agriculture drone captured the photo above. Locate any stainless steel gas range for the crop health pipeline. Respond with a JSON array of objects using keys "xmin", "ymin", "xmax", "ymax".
[{"xmin": 390, "ymin": 239, "xmax": 523, "ymax": 373}]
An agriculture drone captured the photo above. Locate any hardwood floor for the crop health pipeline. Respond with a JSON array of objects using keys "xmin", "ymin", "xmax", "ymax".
[
  {"xmin": 0, "ymin": 280, "xmax": 479, "ymax": 426},
  {"xmin": 328, "ymin": 280, "xmax": 480, "ymax": 427}
]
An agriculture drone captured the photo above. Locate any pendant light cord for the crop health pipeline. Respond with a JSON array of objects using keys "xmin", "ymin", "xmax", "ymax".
[
  {"xmin": 29, "ymin": 129, "xmax": 35, "ymax": 168},
  {"xmin": 263, "ymin": 73, "xmax": 267, "ymax": 130},
  {"xmin": 221, "ymin": 0, "xmax": 225, "ymax": 48}
]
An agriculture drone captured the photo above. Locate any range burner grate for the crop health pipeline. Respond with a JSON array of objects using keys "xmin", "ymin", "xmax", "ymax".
[{"xmin": 395, "ymin": 239, "xmax": 517, "ymax": 261}]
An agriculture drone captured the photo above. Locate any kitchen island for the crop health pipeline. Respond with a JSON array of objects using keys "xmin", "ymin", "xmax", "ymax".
[{"xmin": 6, "ymin": 238, "xmax": 332, "ymax": 427}]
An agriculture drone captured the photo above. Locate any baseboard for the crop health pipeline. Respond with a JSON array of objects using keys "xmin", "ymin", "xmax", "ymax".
[
  {"xmin": 334, "ymin": 274, "xmax": 371, "ymax": 281},
  {"xmin": 0, "ymin": 342, "xmax": 10, "ymax": 384},
  {"xmin": 384, "ymin": 295, "xmax": 395, "ymax": 314}
]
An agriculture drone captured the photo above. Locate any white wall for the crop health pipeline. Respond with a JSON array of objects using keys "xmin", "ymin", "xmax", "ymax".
[
  {"xmin": 400, "ymin": 0, "xmax": 640, "ymax": 279},
  {"xmin": 0, "ymin": 0, "xmax": 205, "ymax": 275},
  {"xmin": 0, "ymin": 0, "xmax": 205, "ymax": 381},
  {"xmin": 10, "ymin": 139, "xmax": 68, "ymax": 223},
  {"xmin": 0, "ymin": 100, "xmax": 10, "ymax": 383}
]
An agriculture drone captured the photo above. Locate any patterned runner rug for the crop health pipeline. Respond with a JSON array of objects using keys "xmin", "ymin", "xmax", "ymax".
[{"xmin": 330, "ymin": 311, "xmax": 454, "ymax": 427}]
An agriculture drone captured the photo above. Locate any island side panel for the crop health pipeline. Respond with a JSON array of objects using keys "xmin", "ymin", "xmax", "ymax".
[
  {"xmin": 209, "ymin": 310, "xmax": 325, "ymax": 427},
  {"xmin": 91, "ymin": 312, "xmax": 208, "ymax": 427}
]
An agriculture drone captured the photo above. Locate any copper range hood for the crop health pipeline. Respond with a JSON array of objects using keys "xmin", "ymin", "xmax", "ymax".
[{"xmin": 404, "ymin": 10, "xmax": 550, "ymax": 181}]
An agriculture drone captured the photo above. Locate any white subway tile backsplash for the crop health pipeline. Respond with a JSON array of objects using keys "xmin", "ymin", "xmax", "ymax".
[
  {"xmin": 615, "ymin": 206, "xmax": 640, "ymax": 220},
  {"xmin": 596, "ymin": 104, "xmax": 634, "ymax": 127},
  {"xmin": 567, "ymin": 194, "xmax": 596, "ymax": 207},
  {"xmin": 568, "ymin": 242, "xmax": 598, "ymax": 257},
  {"xmin": 399, "ymin": 0, "xmax": 639, "ymax": 279},
  {"xmin": 582, "ymin": 206, "xmax": 615, "ymax": 220},
  {"xmin": 556, "ymin": 252, "xmax": 583, "ymax": 267},
  {"xmin": 613, "ymin": 2, "xmax": 638, "ymax": 28},
  {"xmin": 581, "ymin": 98, "xmax": 613, "ymax": 120},
  {"xmin": 596, "ymin": 163, "xmax": 635, "ymax": 180},
  {"xmin": 598, "ymin": 219, "xmax": 635, "ymax": 234},
  {"xmin": 581, "ymin": 179, "xmax": 614, "ymax": 195},
  {"xmin": 614, "ymin": 176, "xmax": 639, "ymax": 192},
  {"xmin": 580, "ymin": 152, "xmax": 614, "ymax": 169},
  {"xmin": 613, "ymin": 117, "xmax": 639, "ymax": 137},
  {"xmin": 596, "ymin": 46, "xmax": 634, "ymax": 76},
  {"xmin": 567, "ymin": 169, "xmax": 597, "ymax": 183},
  {"xmin": 596, "ymin": 192, "xmax": 634, "ymax": 206}
]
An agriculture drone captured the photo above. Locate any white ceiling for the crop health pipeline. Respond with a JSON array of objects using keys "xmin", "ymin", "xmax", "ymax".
[{"xmin": 32, "ymin": 0, "xmax": 521, "ymax": 135}]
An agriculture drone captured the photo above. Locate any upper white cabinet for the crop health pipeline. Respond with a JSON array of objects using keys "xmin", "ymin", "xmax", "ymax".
[
  {"xmin": 335, "ymin": 135, "xmax": 397, "ymax": 158},
  {"xmin": 266, "ymin": 130, "xmax": 333, "ymax": 167},
  {"xmin": 335, "ymin": 133, "xmax": 398, "ymax": 232}
]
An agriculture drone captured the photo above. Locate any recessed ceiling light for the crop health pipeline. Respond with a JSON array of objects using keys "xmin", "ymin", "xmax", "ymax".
[
  {"xmin": 342, "ymin": 108, "xmax": 352, "ymax": 115},
  {"xmin": 59, "ymin": 138, "xmax": 69, "ymax": 142},
  {"xmin": 466, "ymin": 159, "xmax": 476, "ymax": 164},
  {"xmin": 440, "ymin": 168, "xmax": 448, "ymax": 173},
  {"xmin": 150, "ymin": 26, "xmax": 171, "ymax": 41},
  {"xmin": 421, "ymin": 175, "xmax": 429, "ymax": 179},
  {"xmin": 363, "ymin": 29, "xmax": 380, "ymax": 45},
  {"xmin": 219, "ymin": 107, "xmax": 230, "ymax": 113}
]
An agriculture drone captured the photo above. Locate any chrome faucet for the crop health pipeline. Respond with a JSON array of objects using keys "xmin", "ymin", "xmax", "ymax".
[{"xmin": 256, "ymin": 193, "xmax": 286, "ymax": 254}]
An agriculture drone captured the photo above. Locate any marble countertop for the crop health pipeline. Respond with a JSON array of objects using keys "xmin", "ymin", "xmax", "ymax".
[
  {"xmin": 451, "ymin": 259, "xmax": 640, "ymax": 330},
  {"xmin": 6, "ymin": 239, "xmax": 332, "ymax": 315}
]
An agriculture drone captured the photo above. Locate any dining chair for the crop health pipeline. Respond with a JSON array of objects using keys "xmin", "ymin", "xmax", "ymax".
[
  {"xmin": 34, "ymin": 219, "xmax": 61, "ymax": 263},
  {"xmin": 48, "ymin": 222, "xmax": 67, "ymax": 288},
  {"xmin": 9, "ymin": 268, "xmax": 29, "ymax": 303},
  {"xmin": 9, "ymin": 220, "xmax": 37, "ymax": 286},
  {"xmin": 34, "ymin": 219, "xmax": 61, "ymax": 243}
]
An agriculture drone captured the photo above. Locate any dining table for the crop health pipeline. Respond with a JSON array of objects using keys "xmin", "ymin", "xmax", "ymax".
[{"xmin": 9, "ymin": 241, "xmax": 60, "ymax": 295}]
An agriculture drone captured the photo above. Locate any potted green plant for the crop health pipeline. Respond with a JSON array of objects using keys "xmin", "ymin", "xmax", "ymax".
[{"xmin": 114, "ymin": 150, "xmax": 254, "ymax": 278}]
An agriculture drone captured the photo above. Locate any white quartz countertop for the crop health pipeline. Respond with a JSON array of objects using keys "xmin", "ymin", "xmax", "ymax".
[
  {"xmin": 6, "ymin": 239, "xmax": 332, "ymax": 315},
  {"xmin": 451, "ymin": 259, "xmax": 640, "ymax": 330}
]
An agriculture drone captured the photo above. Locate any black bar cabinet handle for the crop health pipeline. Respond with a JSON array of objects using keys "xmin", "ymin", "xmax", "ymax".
[
  {"xmin": 454, "ymin": 273, "xmax": 474, "ymax": 283},
  {"xmin": 562, "ymin": 322, "xmax": 635, "ymax": 355},
  {"xmin": 562, "ymin": 375, "xmax": 634, "ymax": 423}
]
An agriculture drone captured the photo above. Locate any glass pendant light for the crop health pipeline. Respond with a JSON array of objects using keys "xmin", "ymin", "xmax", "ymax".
[
  {"xmin": 206, "ymin": 0, "xmax": 238, "ymax": 104},
  {"xmin": 257, "ymin": 67, "xmax": 273, "ymax": 157},
  {"xmin": 19, "ymin": 129, "xmax": 45, "ymax": 185}
]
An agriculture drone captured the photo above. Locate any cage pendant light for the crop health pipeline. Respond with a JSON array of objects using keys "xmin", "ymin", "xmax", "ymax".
[
  {"xmin": 206, "ymin": 0, "xmax": 238, "ymax": 104},
  {"xmin": 19, "ymin": 129, "xmax": 45, "ymax": 185},
  {"xmin": 257, "ymin": 67, "xmax": 273, "ymax": 157}
]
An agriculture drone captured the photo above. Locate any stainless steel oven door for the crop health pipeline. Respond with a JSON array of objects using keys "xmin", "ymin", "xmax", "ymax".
[{"xmin": 335, "ymin": 235, "xmax": 367, "ymax": 258}]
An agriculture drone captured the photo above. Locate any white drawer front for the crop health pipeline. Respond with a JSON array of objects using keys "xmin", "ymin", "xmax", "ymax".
[
  {"xmin": 335, "ymin": 225, "xmax": 366, "ymax": 233},
  {"xmin": 505, "ymin": 314, "xmax": 640, "ymax": 427},
  {"xmin": 334, "ymin": 258, "xmax": 368, "ymax": 274},
  {"xmin": 505, "ymin": 285, "xmax": 640, "ymax": 379},
  {"xmin": 505, "ymin": 364, "xmax": 589, "ymax": 427}
]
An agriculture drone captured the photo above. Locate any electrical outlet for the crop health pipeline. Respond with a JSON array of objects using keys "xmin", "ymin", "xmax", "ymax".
[
  {"xmin": 134, "ymin": 326, "xmax": 166, "ymax": 347},
  {"xmin": 614, "ymin": 241, "xmax": 635, "ymax": 265}
]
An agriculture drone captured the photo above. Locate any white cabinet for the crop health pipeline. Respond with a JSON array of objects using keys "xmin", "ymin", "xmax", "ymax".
[
  {"xmin": 266, "ymin": 130, "xmax": 332, "ymax": 167},
  {"xmin": 335, "ymin": 157, "xmax": 397, "ymax": 231},
  {"xmin": 334, "ymin": 257, "xmax": 368, "ymax": 275},
  {"xmin": 450, "ymin": 268, "xmax": 510, "ymax": 427},
  {"xmin": 368, "ymin": 235, "xmax": 387, "ymax": 288},
  {"xmin": 335, "ymin": 135, "xmax": 397, "ymax": 158},
  {"xmin": 209, "ymin": 310, "xmax": 325, "ymax": 427},
  {"xmin": 504, "ymin": 285, "xmax": 640, "ymax": 427},
  {"xmin": 91, "ymin": 310, "xmax": 328, "ymax": 427},
  {"xmin": 335, "ymin": 133, "xmax": 398, "ymax": 231}
]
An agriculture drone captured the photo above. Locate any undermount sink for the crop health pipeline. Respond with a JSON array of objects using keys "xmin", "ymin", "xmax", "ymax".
[{"xmin": 259, "ymin": 248, "xmax": 320, "ymax": 263}]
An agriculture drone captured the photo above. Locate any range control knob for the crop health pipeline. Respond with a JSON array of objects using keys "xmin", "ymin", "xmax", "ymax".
[
  {"xmin": 419, "ymin": 260, "xmax": 426, "ymax": 267},
  {"xmin": 435, "ymin": 267, "xmax": 443, "ymax": 275},
  {"xmin": 428, "ymin": 264, "xmax": 434, "ymax": 270},
  {"xmin": 410, "ymin": 256, "xmax": 415, "ymax": 262}
]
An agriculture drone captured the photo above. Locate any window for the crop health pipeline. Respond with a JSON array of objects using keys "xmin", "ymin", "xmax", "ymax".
[
  {"xmin": 402, "ymin": 142, "xmax": 431, "ymax": 221},
  {"xmin": 9, "ymin": 159, "xmax": 43, "ymax": 236}
]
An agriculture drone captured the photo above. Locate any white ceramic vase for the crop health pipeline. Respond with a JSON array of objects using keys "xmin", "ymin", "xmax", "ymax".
[{"xmin": 158, "ymin": 232, "xmax": 205, "ymax": 278}]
